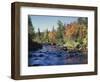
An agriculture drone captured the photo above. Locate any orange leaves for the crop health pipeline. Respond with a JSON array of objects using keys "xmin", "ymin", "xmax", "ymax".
[
  {"xmin": 64, "ymin": 23, "xmax": 78, "ymax": 39},
  {"xmin": 48, "ymin": 32, "xmax": 56, "ymax": 43},
  {"xmin": 64, "ymin": 23, "xmax": 87, "ymax": 40}
]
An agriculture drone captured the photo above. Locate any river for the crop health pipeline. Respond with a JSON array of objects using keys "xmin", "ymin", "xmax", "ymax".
[{"xmin": 28, "ymin": 45, "xmax": 87, "ymax": 66}]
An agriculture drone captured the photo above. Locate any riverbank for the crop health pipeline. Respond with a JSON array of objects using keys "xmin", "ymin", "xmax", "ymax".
[
  {"xmin": 28, "ymin": 44, "xmax": 87, "ymax": 66},
  {"xmin": 28, "ymin": 34, "xmax": 43, "ymax": 51}
]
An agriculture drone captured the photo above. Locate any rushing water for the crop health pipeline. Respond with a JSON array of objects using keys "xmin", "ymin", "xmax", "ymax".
[{"xmin": 28, "ymin": 45, "xmax": 87, "ymax": 66}]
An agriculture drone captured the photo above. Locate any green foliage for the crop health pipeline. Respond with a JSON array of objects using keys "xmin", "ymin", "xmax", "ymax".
[
  {"xmin": 78, "ymin": 17, "xmax": 88, "ymax": 27},
  {"xmin": 56, "ymin": 20, "xmax": 64, "ymax": 45},
  {"xmin": 43, "ymin": 29, "xmax": 49, "ymax": 43},
  {"xmin": 36, "ymin": 28, "xmax": 42, "ymax": 43},
  {"xmin": 64, "ymin": 39, "xmax": 79, "ymax": 49},
  {"xmin": 52, "ymin": 26, "xmax": 56, "ymax": 32},
  {"xmin": 57, "ymin": 21, "xmax": 64, "ymax": 37},
  {"xmin": 28, "ymin": 16, "xmax": 35, "ymax": 39},
  {"xmin": 63, "ymin": 17, "xmax": 88, "ymax": 50},
  {"xmin": 28, "ymin": 17, "xmax": 88, "ymax": 51}
]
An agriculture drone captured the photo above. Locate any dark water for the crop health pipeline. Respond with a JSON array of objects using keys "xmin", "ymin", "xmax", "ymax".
[{"xmin": 28, "ymin": 45, "xmax": 87, "ymax": 66}]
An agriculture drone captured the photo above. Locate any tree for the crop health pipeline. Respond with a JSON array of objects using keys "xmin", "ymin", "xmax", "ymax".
[
  {"xmin": 52, "ymin": 26, "xmax": 56, "ymax": 32},
  {"xmin": 77, "ymin": 17, "xmax": 88, "ymax": 27},
  {"xmin": 28, "ymin": 16, "xmax": 35, "ymax": 39},
  {"xmin": 48, "ymin": 26, "xmax": 57, "ymax": 43},
  {"xmin": 43, "ymin": 29, "xmax": 49, "ymax": 43},
  {"xmin": 56, "ymin": 20, "xmax": 64, "ymax": 45},
  {"xmin": 37, "ymin": 28, "xmax": 41, "ymax": 41},
  {"xmin": 64, "ymin": 17, "xmax": 88, "ymax": 50}
]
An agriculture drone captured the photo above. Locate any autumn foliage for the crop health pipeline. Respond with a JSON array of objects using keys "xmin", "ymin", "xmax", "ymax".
[
  {"xmin": 29, "ymin": 17, "xmax": 88, "ymax": 51},
  {"xmin": 48, "ymin": 32, "xmax": 57, "ymax": 43}
]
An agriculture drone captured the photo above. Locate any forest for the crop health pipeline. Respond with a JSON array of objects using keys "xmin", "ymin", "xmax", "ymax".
[{"xmin": 28, "ymin": 16, "xmax": 88, "ymax": 52}]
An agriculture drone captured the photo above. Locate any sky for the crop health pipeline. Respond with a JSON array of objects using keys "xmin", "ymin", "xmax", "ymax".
[{"xmin": 29, "ymin": 15, "xmax": 79, "ymax": 32}]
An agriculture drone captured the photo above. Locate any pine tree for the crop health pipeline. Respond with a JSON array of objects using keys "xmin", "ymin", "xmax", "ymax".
[
  {"xmin": 56, "ymin": 20, "xmax": 64, "ymax": 45},
  {"xmin": 38, "ymin": 28, "xmax": 41, "ymax": 40},
  {"xmin": 43, "ymin": 29, "xmax": 49, "ymax": 43},
  {"xmin": 28, "ymin": 16, "xmax": 35, "ymax": 39}
]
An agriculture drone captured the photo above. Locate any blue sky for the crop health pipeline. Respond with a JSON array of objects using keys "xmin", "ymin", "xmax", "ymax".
[{"xmin": 29, "ymin": 15, "xmax": 78, "ymax": 32}]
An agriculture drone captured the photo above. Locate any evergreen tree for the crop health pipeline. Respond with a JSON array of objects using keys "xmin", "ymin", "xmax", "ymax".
[
  {"xmin": 43, "ymin": 29, "xmax": 49, "ymax": 43},
  {"xmin": 28, "ymin": 16, "xmax": 35, "ymax": 39},
  {"xmin": 56, "ymin": 20, "xmax": 64, "ymax": 45},
  {"xmin": 38, "ymin": 28, "xmax": 41, "ymax": 40},
  {"xmin": 78, "ymin": 17, "xmax": 88, "ymax": 27},
  {"xmin": 52, "ymin": 26, "xmax": 56, "ymax": 32}
]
